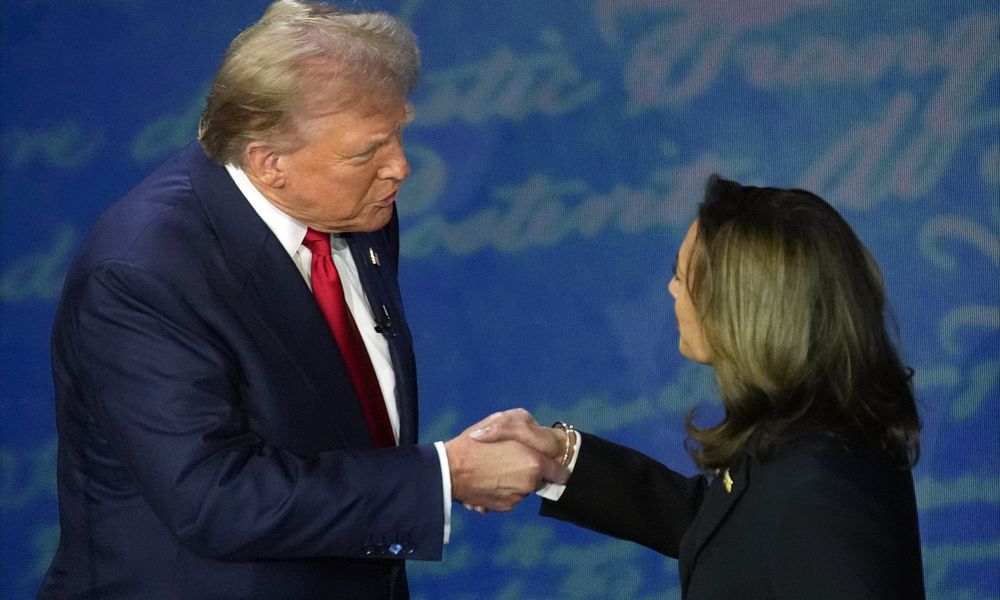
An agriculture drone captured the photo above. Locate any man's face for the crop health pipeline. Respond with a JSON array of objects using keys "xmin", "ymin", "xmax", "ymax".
[{"xmin": 266, "ymin": 97, "xmax": 411, "ymax": 233}]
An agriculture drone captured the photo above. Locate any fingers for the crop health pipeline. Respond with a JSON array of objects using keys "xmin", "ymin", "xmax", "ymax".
[
  {"xmin": 467, "ymin": 410, "xmax": 533, "ymax": 441},
  {"xmin": 462, "ymin": 502, "xmax": 488, "ymax": 514},
  {"xmin": 469, "ymin": 422, "xmax": 519, "ymax": 443},
  {"xmin": 471, "ymin": 421, "xmax": 562, "ymax": 461},
  {"xmin": 460, "ymin": 411, "xmax": 503, "ymax": 436},
  {"xmin": 467, "ymin": 408, "xmax": 538, "ymax": 439}
]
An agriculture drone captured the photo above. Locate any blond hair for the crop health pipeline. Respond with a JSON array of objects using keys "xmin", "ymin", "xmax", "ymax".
[
  {"xmin": 198, "ymin": 0, "xmax": 419, "ymax": 165},
  {"xmin": 684, "ymin": 176, "xmax": 920, "ymax": 470}
]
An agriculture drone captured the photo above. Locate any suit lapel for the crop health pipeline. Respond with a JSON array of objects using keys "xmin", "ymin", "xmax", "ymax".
[
  {"xmin": 185, "ymin": 143, "xmax": 374, "ymax": 449},
  {"xmin": 679, "ymin": 460, "xmax": 751, "ymax": 591},
  {"xmin": 345, "ymin": 231, "xmax": 419, "ymax": 445}
]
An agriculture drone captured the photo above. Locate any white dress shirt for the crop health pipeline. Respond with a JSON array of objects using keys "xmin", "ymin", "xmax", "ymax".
[{"xmin": 225, "ymin": 164, "xmax": 452, "ymax": 542}]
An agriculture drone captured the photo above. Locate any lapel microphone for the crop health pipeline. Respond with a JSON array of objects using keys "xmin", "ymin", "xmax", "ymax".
[
  {"xmin": 374, "ymin": 304, "xmax": 395, "ymax": 336},
  {"xmin": 369, "ymin": 248, "xmax": 394, "ymax": 337}
]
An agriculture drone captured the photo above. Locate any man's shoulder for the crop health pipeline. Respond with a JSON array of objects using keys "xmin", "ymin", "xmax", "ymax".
[
  {"xmin": 117, "ymin": 141, "xmax": 220, "ymax": 215},
  {"xmin": 69, "ymin": 143, "xmax": 227, "ymax": 280}
]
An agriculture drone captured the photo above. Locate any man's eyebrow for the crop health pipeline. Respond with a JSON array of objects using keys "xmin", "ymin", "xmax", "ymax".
[
  {"xmin": 369, "ymin": 113, "xmax": 411, "ymax": 145},
  {"xmin": 363, "ymin": 129, "xmax": 399, "ymax": 151},
  {"xmin": 351, "ymin": 108, "xmax": 411, "ymax": 155}
]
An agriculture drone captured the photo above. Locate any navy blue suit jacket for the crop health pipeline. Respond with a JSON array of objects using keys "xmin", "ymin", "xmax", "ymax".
[
  {"xmin": 542, "ymin": 433, "xmax": 925, "ymax": 599},
  {"xmin": 40, "ymin": 142, "xmax": 443, "ymax": 600}
]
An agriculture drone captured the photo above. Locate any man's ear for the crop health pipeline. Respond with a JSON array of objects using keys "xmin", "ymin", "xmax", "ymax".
[{"xmin": 243, "ymin": 141, "xmax": 285, "ymax": 188}]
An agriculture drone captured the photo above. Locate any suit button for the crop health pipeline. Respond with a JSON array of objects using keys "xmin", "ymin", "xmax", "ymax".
[
  {"xmin": 388, "ymin": 543, "xmax": 404, "ymax": 555},
  {"xmin": 363, "ymin": 544, "xmax": 374, "ymax": 556}
]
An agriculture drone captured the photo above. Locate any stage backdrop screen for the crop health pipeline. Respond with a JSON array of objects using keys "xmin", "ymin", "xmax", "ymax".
[{"xmin": 1, "ymin": 1, "xmax": 997, "ymax": 599}]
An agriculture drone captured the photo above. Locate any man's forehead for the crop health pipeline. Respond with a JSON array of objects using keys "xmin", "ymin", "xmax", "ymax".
[{"xmin": 306, "ymin": 98, "xmax": 409, "ymax": 134}]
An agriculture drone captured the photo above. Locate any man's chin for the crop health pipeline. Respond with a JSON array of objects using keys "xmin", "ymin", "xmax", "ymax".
[
  {"xmin": 329, "ymin": 207, "xmax": 394, "ymax": 234},
  {"xmin": 358, "ymin": 207, "xmax": 395, "ymax": 232}
]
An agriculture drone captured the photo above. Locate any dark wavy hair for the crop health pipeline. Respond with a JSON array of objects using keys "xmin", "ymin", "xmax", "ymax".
[{"xmin": 683, "ymin": 176, "xmax": 920, "ymax": 470}]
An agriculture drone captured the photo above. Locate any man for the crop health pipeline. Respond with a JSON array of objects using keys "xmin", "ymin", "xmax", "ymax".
[{"xmin": 39, "ymin": 2, "xmax": 565, "ymax": 598}]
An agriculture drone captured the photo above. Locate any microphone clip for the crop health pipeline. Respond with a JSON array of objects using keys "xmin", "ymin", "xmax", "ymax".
[{"xmin": 374, "ymin": 304, "xmax": 396, "ymax": 337}]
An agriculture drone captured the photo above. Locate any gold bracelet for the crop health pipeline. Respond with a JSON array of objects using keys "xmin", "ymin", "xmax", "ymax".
[{"xmin": 552, "ymin": 421, "xmax": 576, "ymax": 467}]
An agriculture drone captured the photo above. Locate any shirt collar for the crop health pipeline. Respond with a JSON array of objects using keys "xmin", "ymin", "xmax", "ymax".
[{"xmin": 225, "ymin": 163, "xmax": 308, "ymax": 258}]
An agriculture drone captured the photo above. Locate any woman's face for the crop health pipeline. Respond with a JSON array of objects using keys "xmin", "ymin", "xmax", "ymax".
[{"xmin": 669, "ymin": 220, "xmax": 713, "ymax": 363}]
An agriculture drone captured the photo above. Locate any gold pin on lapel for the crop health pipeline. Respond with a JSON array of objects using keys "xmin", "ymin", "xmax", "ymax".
[
  {"xmin": 723, "ymin": 469, "xmax": 734, "ymax": 493},
  {"xmin": 368, "ymin": 248, "xmax": 380, "ymax": 266}
]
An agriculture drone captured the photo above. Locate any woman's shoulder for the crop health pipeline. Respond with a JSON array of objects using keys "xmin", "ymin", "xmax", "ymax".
[
  {"xmin": 742, "ymin": 439, "xmax": 924, "ymax": 598},
  {"xmin": 749, "ymin": 434, "xmax": 911, "ymax": 493}
]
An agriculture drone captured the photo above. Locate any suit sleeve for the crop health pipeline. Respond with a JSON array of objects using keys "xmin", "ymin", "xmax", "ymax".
[
  {"xmin": 539, "ymin": 432, "xmax": 708, "ymax": 558},
  {"xmin": 59, "ymin": 260, "xmax": 445, "ymax": 561}
]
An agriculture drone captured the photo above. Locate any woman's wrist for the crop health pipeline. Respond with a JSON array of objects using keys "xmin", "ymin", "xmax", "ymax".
[{"xmin": 551, "ymin": 422, "xmax": 577, "ymax": 466}]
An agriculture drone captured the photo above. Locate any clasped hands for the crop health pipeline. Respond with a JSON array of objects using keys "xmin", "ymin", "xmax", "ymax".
[{"xmin": 443, "ymin": 409, "xmax": 576, "ymax": 514}]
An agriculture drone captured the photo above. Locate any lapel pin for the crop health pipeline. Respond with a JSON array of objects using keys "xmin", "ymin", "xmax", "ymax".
[
  {"xmin": 723, "ymin": 469, "xmax": 734, "ymax": 493},
  {"xmin": 368, "ymin": 248, "xmax": 380, "ymax": 266}
]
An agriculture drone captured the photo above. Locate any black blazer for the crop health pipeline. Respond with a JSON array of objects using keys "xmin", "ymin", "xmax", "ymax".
[
  {"xmin": 541, "ymin": 432, "xmax": 925, "ymax": 599},
  {"xmin": 41, "ymin": 142, "xmax": 442, "ymax": 600}
]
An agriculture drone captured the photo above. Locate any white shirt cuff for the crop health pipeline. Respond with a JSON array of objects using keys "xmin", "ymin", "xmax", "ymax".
[
  {"xmin": 535, "ymin": 431, "xmax": 582, "ymax": 501},
  {"xmin": 433, "ymin": 441, "xmax": 452, "ymax": 544}
]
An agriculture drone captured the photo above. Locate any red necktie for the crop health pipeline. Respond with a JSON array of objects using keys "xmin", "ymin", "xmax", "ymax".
[{"xmin": 303, "ymin": 228, "xmax": 396, "ymax": 448}]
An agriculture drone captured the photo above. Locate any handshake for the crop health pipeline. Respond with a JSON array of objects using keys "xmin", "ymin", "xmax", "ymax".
[{"xmin": 443, "ymin": 409, "xmax": 577, "ymax": 514}]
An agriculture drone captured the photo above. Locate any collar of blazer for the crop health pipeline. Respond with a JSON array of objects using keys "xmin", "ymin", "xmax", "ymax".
[{"xmin": 183, "ymin": 141, "xmax": 416, "ymax": 448}]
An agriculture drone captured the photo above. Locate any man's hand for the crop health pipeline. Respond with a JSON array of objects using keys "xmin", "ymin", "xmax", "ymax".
[{"xmin": 444, "ymin": 412, "xmax": 569, "ymax": 513}]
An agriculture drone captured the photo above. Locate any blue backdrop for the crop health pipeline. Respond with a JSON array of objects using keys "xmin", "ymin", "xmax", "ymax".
[{"xmin": 1, "ymin": 1, "xmax": 998, "ymax": 599}]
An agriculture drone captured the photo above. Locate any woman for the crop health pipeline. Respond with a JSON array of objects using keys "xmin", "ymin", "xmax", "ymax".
[{"xmin": 473, "ymin": 175, "xmax": 925, "ymax": 599}]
